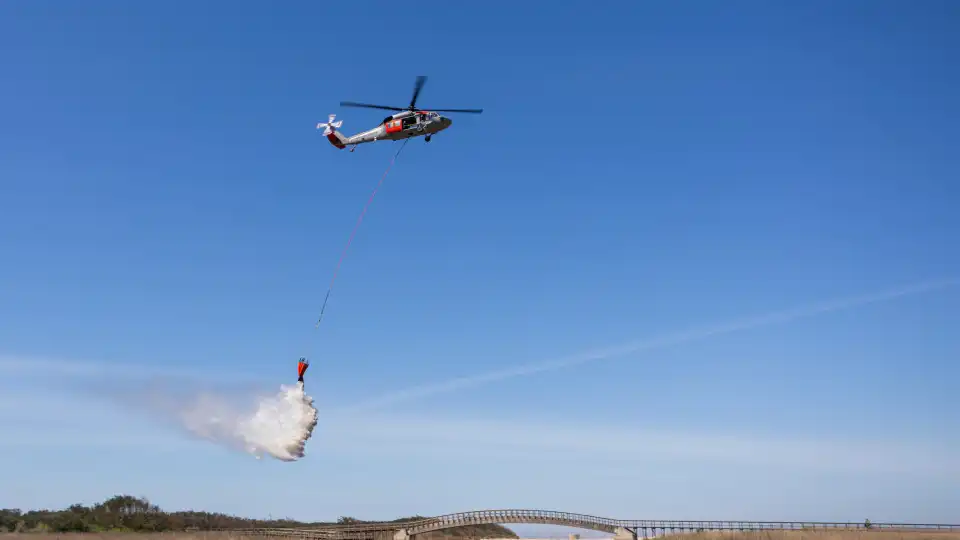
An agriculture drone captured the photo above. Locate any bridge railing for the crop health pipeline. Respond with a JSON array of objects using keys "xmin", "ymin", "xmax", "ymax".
[{"xmin": 617, "ymin": 521, "xmax": 960, "ymax": 531}]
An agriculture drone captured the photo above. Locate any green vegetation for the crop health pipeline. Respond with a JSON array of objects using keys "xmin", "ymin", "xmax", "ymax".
[
  {"xmin": 1, "ymin": 495, "xmax": 301, "ymax": 533},
  {"xmin": 0, "ymin": 495, "xmax": 516, "ymax": 538}
]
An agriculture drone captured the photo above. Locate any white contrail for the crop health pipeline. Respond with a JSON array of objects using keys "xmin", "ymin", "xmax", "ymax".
[{"xmin": 335, "ymin": 277, "xmax": 958, "ymax": 413}]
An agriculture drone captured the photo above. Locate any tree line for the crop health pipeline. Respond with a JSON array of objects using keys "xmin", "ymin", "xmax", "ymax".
[
  {"xmin": 0, "ymin": 494, "xmax": 315, "ymax": 533},
  {"xmin": 1, "ymin": 495, "xmax": 515, "ymax": 537}
]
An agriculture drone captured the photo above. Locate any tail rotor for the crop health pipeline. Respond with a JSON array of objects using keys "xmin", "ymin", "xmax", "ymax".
[{"xmin": 316, "ymin": 114, "xmax": 343, "ymax": 135}]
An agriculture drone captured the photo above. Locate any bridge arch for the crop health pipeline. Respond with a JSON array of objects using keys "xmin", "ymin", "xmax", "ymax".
[{"xmin": 405, "ymin": 510, "xmax": 621, "ymax": 535}]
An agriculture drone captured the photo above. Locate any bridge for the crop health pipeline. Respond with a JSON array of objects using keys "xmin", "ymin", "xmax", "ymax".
[{"xmin": 240, "ymin": 509, "xmax": 960, "ymax": 540}]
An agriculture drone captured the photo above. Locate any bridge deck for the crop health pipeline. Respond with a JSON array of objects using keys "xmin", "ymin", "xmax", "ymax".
[{"xmin": 238, "ymin": 509, "xmax": 960, "ymax": 540}]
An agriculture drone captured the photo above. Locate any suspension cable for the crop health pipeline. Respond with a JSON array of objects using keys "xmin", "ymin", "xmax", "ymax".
[{"xmin": 314, "ymin": 138, "xmax": 410, "ymax": 331}]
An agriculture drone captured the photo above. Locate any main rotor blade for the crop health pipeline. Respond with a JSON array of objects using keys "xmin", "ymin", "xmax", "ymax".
[
  {"xmin": 409, "ymin": 76, "xmax": 426, "ymax": 110},
  {"xmin": 428, "ymin": 108, "xmax": 484, "ymax": 114},
  {"xmin": 340, "ymin": 101, "xmax": 405, "ymax": 111}
]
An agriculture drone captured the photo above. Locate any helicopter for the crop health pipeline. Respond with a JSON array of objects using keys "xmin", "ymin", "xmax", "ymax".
[{"xmin": 317, "ymin": 76, "xmax": 483, "ymax": 151}]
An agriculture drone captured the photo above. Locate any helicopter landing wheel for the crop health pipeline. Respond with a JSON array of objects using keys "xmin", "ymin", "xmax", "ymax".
[{"xmin": 425, "ymin": 135, "xmax": 432, "ymax": 143}]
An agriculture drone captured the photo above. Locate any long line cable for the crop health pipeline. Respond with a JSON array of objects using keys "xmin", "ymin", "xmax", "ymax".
[{"xmin": 313, "ymin": 138, "xmax": 410, "ymax": 331}]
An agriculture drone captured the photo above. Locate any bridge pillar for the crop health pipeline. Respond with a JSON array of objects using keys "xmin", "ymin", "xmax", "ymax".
[
  {"xmin": 393, "ymin": 529, "xmax": 410, "ymax": 540},
  {"xmin": 614, "ymin": 528, "xmax": 637, "ymax": 540},
  {"xmin": 374, "ymin": 532, "xmax": 397, "ymax": 540}
]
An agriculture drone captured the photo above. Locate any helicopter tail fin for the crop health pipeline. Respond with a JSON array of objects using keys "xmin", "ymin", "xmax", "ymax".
[{"xmin": 317, "ymin": 114, "xmax": 347, "ymax": 149}]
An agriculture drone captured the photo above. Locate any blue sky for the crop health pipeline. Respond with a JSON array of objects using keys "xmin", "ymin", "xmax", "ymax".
[{"xmin": 1, "ymin": 0, "xmax": 959, "ymax": 529}]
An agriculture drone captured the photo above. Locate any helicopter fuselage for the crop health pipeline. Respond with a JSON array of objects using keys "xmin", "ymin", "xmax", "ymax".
[{"xmin": 326, "ymin": 110, "xmax": 452, "ymax": 149}]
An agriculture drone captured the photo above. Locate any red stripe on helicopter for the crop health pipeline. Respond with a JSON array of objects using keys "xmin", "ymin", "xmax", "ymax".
[{"xmin": 385, "ymin": 119, "xmax": 403, "ymax": 134}]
